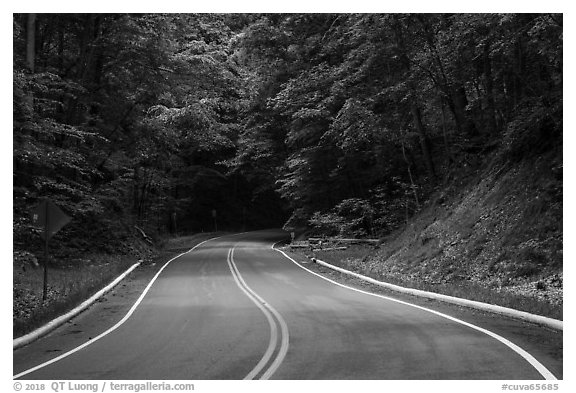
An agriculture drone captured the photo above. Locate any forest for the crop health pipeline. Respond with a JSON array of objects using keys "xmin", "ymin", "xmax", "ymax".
[{"xmin": 13, "ymin": 13, "xmax": 562, "ymax": 263}]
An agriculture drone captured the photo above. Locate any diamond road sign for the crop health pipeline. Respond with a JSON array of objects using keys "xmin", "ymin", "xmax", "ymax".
[{"xmin": 31, "ymin": 199, "xmax": 71, "ymax": 241}]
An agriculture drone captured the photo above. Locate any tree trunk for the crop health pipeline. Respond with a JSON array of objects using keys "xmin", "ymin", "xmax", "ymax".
[
  {"xmin": 484, "ymin": 42, "xmax": 498, "ymax": 135},
  {"xmin": 415, "ymin": 15, "xmax": 479, "ymax": 138},
  {"xmin": 514, "ymin": 39, "xmax": 524, "ymax": 106},
  {"xmin": 66, "ymin": 14, "xmax": 100, "ymax": 125},
  {"xmin": 401, "ymin": 136, "xmax": 420, "ymax": 210},
  {"xmin": 89, "ymin": 16, "xmax": 104, "ymax": 120},
  {"xmin": 58, "ymin": 18, "xmax": 65, "ymax": 72},
  {"xmin": 133, "ymin": 166, "xmax": 141, "ymax": 223},
  {"xmin": 439, "ymin": 95, "xmax": 454, "ymax": 165},
  {"xmin": 25, "ymin": 14, "xmax": 36, "ymax": 110},
  {"xmin": 391, "ymin": 16, "xmax": 436, "ymax": 183},
  {"xmin": 26, "ymin": 14, "xmax": 36, "ymax": 73},
  {"xmin": 450, "ymin": 85, "xmax": 479, "ymax": 137},
  {"xmin": 411, "ymin": 104, "xmax": 436, "ymax": 180}
]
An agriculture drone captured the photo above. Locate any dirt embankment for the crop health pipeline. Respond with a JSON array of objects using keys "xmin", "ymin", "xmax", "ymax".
[{"xmin": 307, "ymin": 147, "xmax": 562, "ymax": 320}]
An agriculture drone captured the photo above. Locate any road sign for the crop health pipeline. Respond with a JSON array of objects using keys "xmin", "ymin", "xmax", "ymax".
[
  {"xmin": 30, "ymin": 198, "xmax": 71, "ymax": 300},
  {"xmin": 32, "ymin": 199, "xmax": 71, "ymax": 241}
]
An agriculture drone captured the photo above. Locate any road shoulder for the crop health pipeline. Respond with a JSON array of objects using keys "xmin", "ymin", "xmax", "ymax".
[
  {"xmin": 280, "ymin": 250, "xmax": 563, "ymax": 380},
  {"xmin": 13, "ymin": 235, "xmax": 218, "ymax": 375}
]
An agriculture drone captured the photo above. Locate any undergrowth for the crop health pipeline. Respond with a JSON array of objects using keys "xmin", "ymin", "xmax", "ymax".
[
  {"xmin": 293, "ymin": 246, "xmax": 562, "ymax": 320},
  {"xmin": 13, "ymin": 233, "xmax": 218, "ymax": 338},
  {"xmin": 13, "ymin": 255, "xmax": 134, "ymax": 337}
]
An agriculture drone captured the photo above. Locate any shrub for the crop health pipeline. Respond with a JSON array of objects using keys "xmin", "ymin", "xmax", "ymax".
[{"xmin": 309, "ymin": 198, "xmax": 374, "ymax": 237}]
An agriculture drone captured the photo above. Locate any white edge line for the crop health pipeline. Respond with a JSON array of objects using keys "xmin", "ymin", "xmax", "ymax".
[
  {"xmin": 228, "ymin": 245, "xmax": 289, "ymax": 380},
  {"xmin": 314, "ymin": 256, "xmax": 562, "ymax": 331},
  {"xmin": 272, "ymin": 243, "xmax": 558, "ymax": 381},
  {"xmin": 13, "ymin": 235, "xmax": 224, "ymax": 379},
  {"xmin": 226, "ymin": 248, "xmax": 278, "ymax": 380},
  {"xmin": 13, "ymin": 262, "xmax": 141, "ymax": 350}
]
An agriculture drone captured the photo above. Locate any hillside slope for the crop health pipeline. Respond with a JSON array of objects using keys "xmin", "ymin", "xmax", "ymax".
[{"xmin": 310, "ymin": 137, "xmax": 563, "ymax": 319}]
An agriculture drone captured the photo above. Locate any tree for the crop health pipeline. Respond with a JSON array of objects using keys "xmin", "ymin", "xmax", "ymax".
[
  {"xmin": 231, "ymin": 13, "xmax": 562, "ymax": 236},
  {"xmin": 13, "ymin": 13, "xmax": 563, "ymax": 249}
]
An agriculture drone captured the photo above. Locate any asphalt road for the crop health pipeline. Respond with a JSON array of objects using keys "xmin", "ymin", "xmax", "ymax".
[{"xmin": 13, "ymin": 230, "xmax": 558, "ymax": 379}]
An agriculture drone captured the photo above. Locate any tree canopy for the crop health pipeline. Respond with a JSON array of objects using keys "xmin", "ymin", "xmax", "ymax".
[{"xmin": 13, "ymin": 13, "xmax": 562, "ymax": 254}]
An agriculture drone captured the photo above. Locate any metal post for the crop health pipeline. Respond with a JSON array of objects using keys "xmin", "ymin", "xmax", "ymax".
[{"xmin": 43, "ymin": 200, "xmax": 49, "ymax": 301}]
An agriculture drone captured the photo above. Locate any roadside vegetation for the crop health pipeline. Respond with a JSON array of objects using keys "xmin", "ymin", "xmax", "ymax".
[
  {"xmin": 288, "ymin": 144, "xmax": 562, "ymax": 320},
  {"xmin": 14, "ymin": 254, "xmax": 135, "ymax": 337},
  {"xmin": 13, "ymin": 233, "xmax": 218, "ymax": 338},
  {"xmin": 291, "ymin": 245, "xmax": 561, "ymax": 320},
  {"xmin": 13, "ymin": 233, "xmax": 157, "ymax": 337}
]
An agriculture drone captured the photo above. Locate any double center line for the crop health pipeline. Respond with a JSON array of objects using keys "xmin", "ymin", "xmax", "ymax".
[{"xmin": 226, "ymin": 246, "xmax": 289, "ymax": 380}]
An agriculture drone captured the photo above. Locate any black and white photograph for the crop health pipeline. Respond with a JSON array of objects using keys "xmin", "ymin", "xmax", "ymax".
[{"xmin": 8, "ymin": 3, "xmax": 567, "ymax": 389}]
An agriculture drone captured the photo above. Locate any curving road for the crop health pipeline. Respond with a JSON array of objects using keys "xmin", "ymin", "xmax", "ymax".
[{"xmin": 13, "ymin": 230, "xmax": 558, "ymax": 380}]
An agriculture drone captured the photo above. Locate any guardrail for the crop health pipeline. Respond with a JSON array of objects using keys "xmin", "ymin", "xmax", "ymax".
[
  {"xmin": 309, "ymin": 257, "xmax": 563, "ymax": 331},
  {"xmin": 289, "ymin": 237, "xmax": 380, "ymax": 252},
  {"xmin": 309, "ymin": 237, "xmax": 380, "ymax": 244}
]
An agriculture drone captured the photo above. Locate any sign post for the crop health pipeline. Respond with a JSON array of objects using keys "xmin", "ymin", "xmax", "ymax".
[
  {"xmin": 31, "ymin": 199, "xmax": 71, "ymax": 301},
  {"xmin": 211, "ymin": 209, "xmax": 217, "ymax": 232},
  {"xmin": 43, "ymin": 200, "xmax": 49, "ymax": 301}
]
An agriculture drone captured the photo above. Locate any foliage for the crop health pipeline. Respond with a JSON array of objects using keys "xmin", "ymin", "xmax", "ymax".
[
  {"xmin": 233, "ymin": 13, "xmax": 562, "ymax": 237},
  {"xmin": 310, "ymin": 198, "xmax": 375, "ymax": 237},
  {"xmin": 13, "ymin": 13, "xmax": 563, "ymax": 260},
  {"xmin": 13, "ymin": 13, "xmax": 280, "ymax": 263}
]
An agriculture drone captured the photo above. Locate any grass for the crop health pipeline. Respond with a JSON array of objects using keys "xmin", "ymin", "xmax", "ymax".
[
  {"xmin": 293, "ymin": 152, "xmax": 564, "ymax": 321},
  {"xmin": 13, "ymin": 232, "xmax": 221, "ymax": 338},
  {"xmin": 292, "ymin": 245, "xmax": 562, "ymax": 320},
  {"xmin": 163, "ymin": 232, "xmax": 224, "ymax": 251},
  {"xmin": 13, "ymin": 255, "xmax": 134, "ymax": 337}
]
